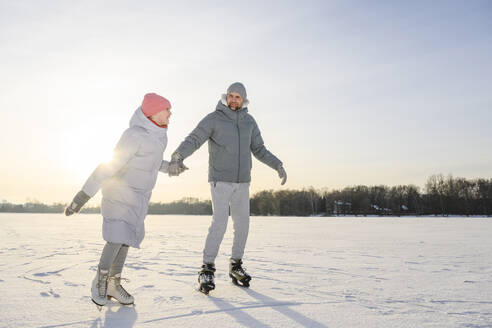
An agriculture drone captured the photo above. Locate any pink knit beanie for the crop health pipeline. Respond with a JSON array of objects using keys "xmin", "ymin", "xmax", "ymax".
[{"xmin": 141, "ymin": 93, "xmax": 171, "ymax": 117}]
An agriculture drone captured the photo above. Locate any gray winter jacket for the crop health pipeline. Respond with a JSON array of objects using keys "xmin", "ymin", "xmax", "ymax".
[
  {"xmin": 176, "ymin": 96, "xmax": 281, "ymax": 183},
  {"xmin": 81, "ymin": 108, "xmax": 169, "ymax": 248}
]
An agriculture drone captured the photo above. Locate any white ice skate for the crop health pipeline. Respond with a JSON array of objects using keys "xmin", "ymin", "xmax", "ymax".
[
  {"xmin": 91, "ymin": 268, "xmax": 109, "ymax": 307},
  {"xmin": 107, "ymin": 274, "xmax": 134, "ymax": 305}
]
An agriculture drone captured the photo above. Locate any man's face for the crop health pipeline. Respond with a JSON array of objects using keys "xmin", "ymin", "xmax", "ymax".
[
  {"xmin": 151, "ymin": 108, "xmax": 172, "ymax": 126},
  {"xmin": 227, "ymin": 92, "xmax": 243, "ymax": 110}
]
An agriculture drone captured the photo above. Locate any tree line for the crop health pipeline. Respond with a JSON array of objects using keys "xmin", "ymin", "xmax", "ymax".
[
  {"xmin": 1, "ymin": 175, "xmax": 491, "ymax": 216},
  {"xmin": 250, "ymin": 174, "xmax": 492, "ymax": 216}
]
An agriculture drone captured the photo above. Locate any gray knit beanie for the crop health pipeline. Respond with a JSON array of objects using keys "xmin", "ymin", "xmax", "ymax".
[{"xmin": 227, "ymin": 82, "xmax": 247, "ymax": 101}]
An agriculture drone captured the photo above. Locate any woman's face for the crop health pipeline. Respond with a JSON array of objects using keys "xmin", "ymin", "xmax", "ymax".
[{"xmin": 151, "ymin": 108, "xmax": 171, "ymax": 126}]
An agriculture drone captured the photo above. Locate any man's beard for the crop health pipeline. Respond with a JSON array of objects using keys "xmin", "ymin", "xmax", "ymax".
[{"xmin": 228, "ymin": 103, "xmax": 242, "ymax": 110}]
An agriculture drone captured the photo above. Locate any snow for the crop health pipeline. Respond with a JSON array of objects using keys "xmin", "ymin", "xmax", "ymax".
[{"xmin": 1, "ymin": 213, "xmax": 491, "ymax": 327}]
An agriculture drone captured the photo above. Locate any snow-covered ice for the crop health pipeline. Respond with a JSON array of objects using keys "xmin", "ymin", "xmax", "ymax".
[{"xmin": 0, "ymin": 213, "xmax": 491, "ymax": 327}]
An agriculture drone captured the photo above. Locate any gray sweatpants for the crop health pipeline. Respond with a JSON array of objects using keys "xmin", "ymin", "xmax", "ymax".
[
  {"xmin": 98, "ymin": 242, "xmax": 129, "ymax": 276},
  {"xmin": 203, "ymin": 182, "xmax": 250, "ymax": 264}
]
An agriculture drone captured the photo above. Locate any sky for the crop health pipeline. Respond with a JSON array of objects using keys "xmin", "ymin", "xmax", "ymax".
[{"xmin": 1, "ymin": 0, "xmax": 491, "ymax": 205}]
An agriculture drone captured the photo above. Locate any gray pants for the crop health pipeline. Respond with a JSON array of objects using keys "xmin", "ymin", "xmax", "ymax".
[
  {"xmin": 203, "ymin": 182, "xmax": 250, "ymax": 264},
  {"xmin": 98, "ymin": 242, "xmax": 129, "ymax": 276}
]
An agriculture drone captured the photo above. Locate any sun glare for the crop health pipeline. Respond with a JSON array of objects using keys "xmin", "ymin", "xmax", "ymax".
[{"xmin": 60, "ymin": 126, "xmax": 119, "ymax": 179}]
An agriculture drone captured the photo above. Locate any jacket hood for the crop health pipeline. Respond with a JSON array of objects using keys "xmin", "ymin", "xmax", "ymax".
[
  {"xmin": 130, "ymin": 107, "xmax": 168, "ymax": 137},
  {"xmin": 220, "ymin": 94, "xmax": 249, "ymax": 108}
]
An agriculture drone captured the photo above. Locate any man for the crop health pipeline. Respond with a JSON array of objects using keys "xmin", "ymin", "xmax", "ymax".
[{"xmin": 168, "ymin": 82, "xmax": 287, "ymax": 294}]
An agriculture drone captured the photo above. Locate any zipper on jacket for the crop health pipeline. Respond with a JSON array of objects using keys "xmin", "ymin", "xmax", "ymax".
[{"xmin": 236, "ymin": 112, "xmax": 241, "ymax": 183}]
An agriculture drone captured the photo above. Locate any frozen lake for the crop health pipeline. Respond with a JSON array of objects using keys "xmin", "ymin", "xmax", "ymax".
[{"xmin": 0, "ymin": 213, "xmax": 491, "ymax": 327}]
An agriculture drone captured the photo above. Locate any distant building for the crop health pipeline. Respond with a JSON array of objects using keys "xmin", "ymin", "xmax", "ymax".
[
  {"xmin": 333, "ymin": 200, "xmax": 352, "ymax": 215},
  {"xmin": 371, "ymin": 204, "xmax": 392, "ymax": 215}
]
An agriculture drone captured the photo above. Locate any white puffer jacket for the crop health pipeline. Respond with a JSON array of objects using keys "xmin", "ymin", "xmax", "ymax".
[{"xmin": 82, "ymin": 107, "xmax": 169, "ymax": 248}]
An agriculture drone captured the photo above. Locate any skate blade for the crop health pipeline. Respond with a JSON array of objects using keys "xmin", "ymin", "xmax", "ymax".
[
  {"xmin": 198, "ymin": 285, "xmax": 214, "ymax": 295},
  {"xmin": 232, "ymin": 281, "xmax": 250, "ymax": 288},
  {"xmin": 242, "ymin": 276, "xmax": 251, "ymax": 287},
  {"xmin": 92, "ymin": 299, "xmax": 105, "ymax": 311},
  {"xmin": 230, "ymin": 274, "xmax": 250, "ymax": 288},
  {"xmin": 106, "ymin": 295, "xmax": 134, "ymax": 306},
  {"xmin": 198, "ymin": 287, "xmax": 210, "ymax": 295}
]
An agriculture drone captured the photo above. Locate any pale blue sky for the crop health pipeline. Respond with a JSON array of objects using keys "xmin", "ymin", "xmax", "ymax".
[{"xmin": 1, "ymin": 0, "xmax": 491, "ymax": 204}]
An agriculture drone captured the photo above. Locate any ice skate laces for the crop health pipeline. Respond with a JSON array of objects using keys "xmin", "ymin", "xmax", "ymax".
[
  {"xmin": 97, "ymin": 271, "xmax": 109, "ymax": 297},
  {"xmin": 201, "ymin": 272, "xmax": 214, "ymax": 283},
  {"xmin": 110, "ymin": 276, "xmax": 131, "ymax": 299},
  {"xmin": 199, "ymin": 265, "xmax": 215, "ymax": 283},
  {"xmin": 232, "ymin": 261, "xmax": 247, "ymax": 275}
]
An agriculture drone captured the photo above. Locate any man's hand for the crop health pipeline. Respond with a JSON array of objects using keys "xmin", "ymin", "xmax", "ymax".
[
  {"xmin": 168, "ymin": 151, "xmax": 188, "ymax": 177},
  {"xmin": 65, "ymin": 190, "xmax": 91, "ymax": 216},
  {"xmin": 277, "ymin": 164, "xmax": 287, "ymax": 185}
]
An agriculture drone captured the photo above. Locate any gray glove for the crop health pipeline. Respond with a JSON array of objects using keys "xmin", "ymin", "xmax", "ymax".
[
  {"xmin": 65, "ymin": 190, "xmax": 90, "ymax": 216},
  {"xmin": 168, "ymin": 151, "xmax": 188, "ymax": 177},
  {"xmin": 277, "ymin": 164, "xmax": 287, "ymax": 185}
]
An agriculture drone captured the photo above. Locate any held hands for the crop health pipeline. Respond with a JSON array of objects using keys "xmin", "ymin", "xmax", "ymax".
[
  {"xmin": 168, "ymin": 151, "xmax": 188, "ymax": 177},
  {"xmin": 65, "ymin": 190, "xmax": 90, "ymax": 216},
  {"xmin": 277, "ymin": 164, "xmax": 287, "ymax": 185}
]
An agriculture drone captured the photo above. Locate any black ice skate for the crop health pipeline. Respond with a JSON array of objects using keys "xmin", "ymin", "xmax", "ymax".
[
  {"xmin": 229, "ymin": 258, "xmax": 251, "ymax": 288},
  {"xmin": 198, "ymin": 263, "xmax": 216, "ymax": 295}
]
